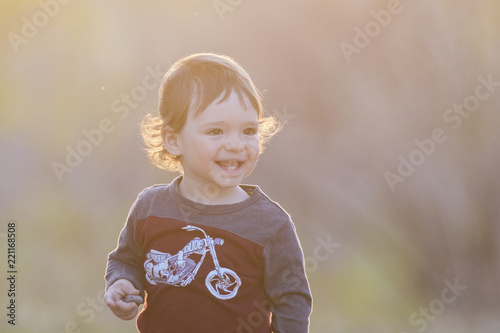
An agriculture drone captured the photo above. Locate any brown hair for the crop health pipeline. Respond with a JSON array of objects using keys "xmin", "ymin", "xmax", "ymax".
[{"xmin": 141, "ymin": 53, "xmax": 279, "ymax": 172}]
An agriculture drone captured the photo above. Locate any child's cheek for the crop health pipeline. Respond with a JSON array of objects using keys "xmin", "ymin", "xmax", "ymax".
[{"xmin": 246, "ymin": 138, "xmax": 260, "ymax": 153}]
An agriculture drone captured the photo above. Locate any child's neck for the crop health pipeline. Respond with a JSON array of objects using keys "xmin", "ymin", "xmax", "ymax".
[{"xmin": 178, "ymin": 178, "xmax": 249, "ymax": 205}]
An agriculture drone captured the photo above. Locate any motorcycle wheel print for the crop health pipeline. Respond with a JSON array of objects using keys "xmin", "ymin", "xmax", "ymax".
[{"xmin": 205, "ymin": 268, "xmax": 241, "ymax": 300}]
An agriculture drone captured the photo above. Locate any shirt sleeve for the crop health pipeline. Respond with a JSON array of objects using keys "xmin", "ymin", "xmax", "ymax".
[
  {"xmin": 264, "ymin": 220, "xmax": 313, "ymax": 333},
  {"xmin": 104, "ymin": 197, "xmax": 145, "ymax": 294}
]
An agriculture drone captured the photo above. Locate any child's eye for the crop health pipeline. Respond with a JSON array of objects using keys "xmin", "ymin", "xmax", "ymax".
[
  {"xmin": 243, "ymin": 128, "xmax": 258, "ymax": 136},
  {"xmin": 206, "ymin": 129, "xmax": 223, "ymax": 135}
]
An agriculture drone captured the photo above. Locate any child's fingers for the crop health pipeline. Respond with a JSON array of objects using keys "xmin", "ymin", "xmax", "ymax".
[
  {"xmin": 106, "ymin": 294, "xmax": 138, "ymax": 319},
  {"xmin": 104, "ymin": 279, "xmax": 141, "ymax": 320},
  {"xmin": 112, "ymin": 300, "xmax": 139, "ymax": 320},
  {"xmin": 115, "ymin": 298, "xmax": 138, "ymax": 313},
  {"xmin": 104, "ymin": 280, "xmax": 138, "ymax": 304},
  {"xmin": 104, "ymin": 289, "xmax": 120, "ymax": 308}
]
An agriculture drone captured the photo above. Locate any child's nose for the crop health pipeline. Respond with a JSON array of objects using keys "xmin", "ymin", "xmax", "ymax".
[{"xmin": 224, "ymin": 134, "xmax": 245, "ymax": 151}]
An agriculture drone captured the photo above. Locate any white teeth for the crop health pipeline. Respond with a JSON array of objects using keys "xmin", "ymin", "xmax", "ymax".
[{"xmin": 218, "ymin": 160, "xmax": 241, "ymax": 170}]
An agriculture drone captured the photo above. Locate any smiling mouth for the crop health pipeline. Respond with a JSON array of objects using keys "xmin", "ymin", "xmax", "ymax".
[{"xmin": 216, "ymin": 160, "xmax": 243, "ymax": 171}]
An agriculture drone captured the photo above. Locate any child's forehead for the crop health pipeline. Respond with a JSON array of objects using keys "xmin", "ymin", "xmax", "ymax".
[{"xmin": 189, "ymin": 88, "xmax": 258, "ymax": 118}]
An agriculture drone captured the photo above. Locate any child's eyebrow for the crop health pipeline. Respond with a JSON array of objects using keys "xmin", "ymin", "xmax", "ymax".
[
  {"xmin": 200, "ymin": 121, "xmax": 225, "ymax": 127},
  {"xmin": 200, "ymin": 120, "xmax": 259, "ymax": 128}
]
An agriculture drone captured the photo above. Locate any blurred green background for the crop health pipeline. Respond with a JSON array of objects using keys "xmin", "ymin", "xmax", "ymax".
[{"xmin": 1, "ymin": 0, "xmax": 499, "ymax": 332}]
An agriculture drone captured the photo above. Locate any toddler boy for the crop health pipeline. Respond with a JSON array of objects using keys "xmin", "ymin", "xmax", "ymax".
[{"xmin": 104, "ymin": 53, "xmax": 312, "ymax": 332}]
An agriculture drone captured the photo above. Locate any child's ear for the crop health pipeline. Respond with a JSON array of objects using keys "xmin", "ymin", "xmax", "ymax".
[{"xmin": 162, "ymin": 127, "xmax": 182, "ymax": 156}]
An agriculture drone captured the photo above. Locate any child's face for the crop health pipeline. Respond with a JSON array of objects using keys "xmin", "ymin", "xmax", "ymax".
[{"xmin": 173, "ymin": 90, "xmax": 260, "ymax": 193}]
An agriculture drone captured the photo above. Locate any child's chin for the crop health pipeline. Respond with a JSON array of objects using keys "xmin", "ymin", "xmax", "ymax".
[
  {"xmin": 211, "ymin": 174, "xmax": 245, "ymax": 188},
  {"xmin": 213, "ymin": 178, "xmax": 241, "ymax": 188}
]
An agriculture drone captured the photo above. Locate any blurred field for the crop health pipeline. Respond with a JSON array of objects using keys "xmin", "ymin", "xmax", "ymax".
[{"xmin": 1, "ymin": 0, "xmax": 499, "ymax": 332}]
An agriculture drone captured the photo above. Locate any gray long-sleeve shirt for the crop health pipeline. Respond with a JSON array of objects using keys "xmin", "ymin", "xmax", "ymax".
[{"xmin": 105, "ymin": 176, "xmax": 312, "ymax": 332}]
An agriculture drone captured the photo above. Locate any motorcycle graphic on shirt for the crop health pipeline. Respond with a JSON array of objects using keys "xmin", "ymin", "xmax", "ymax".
[{"xmin": 144, "ymin": 225, "xmax": 241, "ymax": 300}]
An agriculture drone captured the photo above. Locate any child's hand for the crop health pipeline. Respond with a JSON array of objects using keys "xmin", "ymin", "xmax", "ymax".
[{"xmin": 104, "ymin": 279, "xmax": 141, "ymax": 320}]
